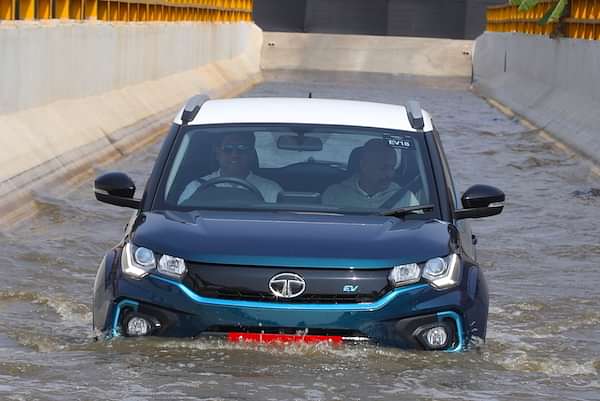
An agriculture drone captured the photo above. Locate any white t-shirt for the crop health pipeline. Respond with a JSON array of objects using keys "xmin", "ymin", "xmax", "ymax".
[
  {"xmin": 178, "ymin": 171, "xmax": 283, "ymax": 204},
  {"xmin": 322, "ymin": 175, "xmax": 418, "ymax": 209}
]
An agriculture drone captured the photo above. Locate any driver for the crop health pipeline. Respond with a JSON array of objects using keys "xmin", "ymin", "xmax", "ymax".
[
  {"xmin": 322, "ymin": 139, "xmax": 418, "ymax": 209},
  {"xmin": 178, "ymin": 132, "xmax": 282, "ymax": 204}
]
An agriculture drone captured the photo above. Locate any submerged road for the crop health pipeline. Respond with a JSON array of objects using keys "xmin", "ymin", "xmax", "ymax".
[{"xmin": 1, "ymin": 71, "xmax": 599, "ymax": 401}]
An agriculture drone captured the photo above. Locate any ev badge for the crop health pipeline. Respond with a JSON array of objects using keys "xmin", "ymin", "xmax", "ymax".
[
  {"xmin": 269, "ymin": 273, "xmax": 306, "ymax": 298},
  {"xmin": 343, "ymin": 285, "xmax": 359, "ymax": 293}
]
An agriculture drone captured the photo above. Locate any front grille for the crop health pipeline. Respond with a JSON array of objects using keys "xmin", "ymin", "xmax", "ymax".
[
  {"xmin": 183, "ymin": 262, "xmax": 391, "ymax": 304},
  {"xmin": 199, "ymin": 288, "xmax": 380, "ymax": 303}
]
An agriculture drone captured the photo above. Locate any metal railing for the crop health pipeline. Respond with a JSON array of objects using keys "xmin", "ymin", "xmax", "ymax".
[
  {"xmin": 0, "ymin": 0, "xmax": 253, "ymax": 22},
  {"xmin": 487, "ymin": 0, "xmax": 600, "ymax": 40}
]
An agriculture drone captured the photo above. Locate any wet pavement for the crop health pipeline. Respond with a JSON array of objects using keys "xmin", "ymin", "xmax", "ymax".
[{"xmin": 1, "ymin": 70, "xmax": 599, "ymax": 401}]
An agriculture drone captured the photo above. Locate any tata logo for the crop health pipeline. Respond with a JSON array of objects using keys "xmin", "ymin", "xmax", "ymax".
[
  {"xmin": 269, "ymin": 273, "xmax": 306, "ymax": 298},
  {"xmin": 343, "ymin": 285, "xmax": 359, "ymax": 293}
]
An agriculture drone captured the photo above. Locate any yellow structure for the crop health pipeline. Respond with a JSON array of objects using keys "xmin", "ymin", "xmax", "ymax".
[
  {"xmin": 487, "ymin": 0, "xmax": 600, "ymax": 40},
  {"xmin": 0, "ymin": 0, "xmax": 252, "ymax": 21}
]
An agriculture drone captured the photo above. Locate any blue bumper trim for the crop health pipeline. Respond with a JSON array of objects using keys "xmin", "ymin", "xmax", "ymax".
[
  {"xmin": 111, "ymin": 299, "xmax": 139, "ymax": 337},
  {"xmin": 437, "ymin": 311, "xmax": 464, "ymax": 352},
  {"xmin": 150, "ymin": 274, "xmax": 429, "ymax": 311}
]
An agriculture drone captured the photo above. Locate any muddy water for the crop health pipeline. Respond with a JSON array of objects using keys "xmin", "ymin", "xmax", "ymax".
[{"xmin": 1, "ymin": 71, "xmax": 599, "ymax": 401}]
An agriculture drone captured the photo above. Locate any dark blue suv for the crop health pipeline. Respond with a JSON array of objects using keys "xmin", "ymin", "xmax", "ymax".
[{"xmin": 92, "ymin": 96, "xmax": 504, "ymax": 351}]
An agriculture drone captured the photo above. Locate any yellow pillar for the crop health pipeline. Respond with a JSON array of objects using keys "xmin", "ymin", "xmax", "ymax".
[
  {"xmin": 140, "ymin": 3, "xmax": 148, "ymax": 20},
  {"xmin": 0, "ymin": 0, "xmax": 14, "ymax": 19},
  {"xmin": 98, "ymin": 0, "xmax": 107, "ymax": 19},
  {"xmin": 69, "ymin": 0, "xmax": 83, "ymax": 19},
  {"xmin": 84, "ymin": 0, "xmax": 98, "ymax": 18},
  {"xmin": 118, "ymin": 1, "xmax": 128, "ymax": 20},
  {"xmin": 38, "ymin": 0, "xmax": 52, "ymax": 18},
  {"xmin": 19, "ymin": 0, "xmax": 35, "ymax": 19},
  {"xmin": 108, "ymin": 0, "xmax": 118, "ymax": 20},
  {"xmin": 55, "ymin": 0, "xmax": 69, "ymax": 18},
  {"xmin": 130, "ymin": 2, "xmax": 138, "ymax": 20}
]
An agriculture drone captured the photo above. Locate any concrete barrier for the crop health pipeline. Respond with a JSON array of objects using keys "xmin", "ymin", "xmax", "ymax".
[
  {"xmin": 0, "ymin": 21, "xmax": 262, "ymax": 222},
  {"xmin": 261, "ymin": 32, "xmax": 474, "ymax": 77},
  {"xmin": 473, "ymin": 32, "xmax": 600, "ymax": 163}
]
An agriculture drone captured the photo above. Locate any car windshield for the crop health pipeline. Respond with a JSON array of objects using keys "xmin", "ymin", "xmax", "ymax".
[{"xmin": 154, "ymin": 124, "xmax": 438, "ymax": 217}]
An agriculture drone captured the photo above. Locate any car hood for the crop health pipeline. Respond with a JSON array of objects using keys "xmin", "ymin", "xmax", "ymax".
[{"xmin": 131, "ymin": 210, "xmax": 457, "ymax": 269}]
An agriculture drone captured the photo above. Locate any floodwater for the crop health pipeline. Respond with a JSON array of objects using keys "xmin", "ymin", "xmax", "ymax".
[{"xmin": 1, "ymin": 71, "xmax": 599, "ymax": 401}]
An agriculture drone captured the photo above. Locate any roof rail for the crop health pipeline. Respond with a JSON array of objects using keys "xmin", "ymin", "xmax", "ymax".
[
  {"xmin": 181, "ymin": 94, "xmax": 210, "ymax": 124},
  {"xmin": 406, "ymin": 100, "xmax": 425, "ymax": 130}
]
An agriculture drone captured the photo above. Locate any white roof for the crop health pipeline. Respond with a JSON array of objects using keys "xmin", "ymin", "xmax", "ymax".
[{"xmin": 174, "ymin": 97, "xmax": 433, "ymax": 132}]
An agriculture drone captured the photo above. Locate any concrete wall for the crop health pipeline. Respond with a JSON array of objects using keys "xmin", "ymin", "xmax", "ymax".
[
  {"xmin": 0, "ymin": 21, "xmax": 262, "ymax": 221},
  {"xmin": 261, "ymin": 32, "xmax": 473, "ymax": 77},
  {"xmin": 473, "ymin": 32, "xmax": 600, "ymax": 163}
]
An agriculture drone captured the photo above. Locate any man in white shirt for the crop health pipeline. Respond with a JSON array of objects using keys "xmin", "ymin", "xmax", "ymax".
[
  {"xmin": 179, "ymin": 132, "xmax": 282, "ymax": 204},
  {"xmin": 322, "ymin": 139, "xmax": 418, "ymax": 209}
]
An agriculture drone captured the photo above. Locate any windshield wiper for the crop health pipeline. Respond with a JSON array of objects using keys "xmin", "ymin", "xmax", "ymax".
[{"xmin": 378, "ymin": 204, "xmax": 435, "ymax": 218}]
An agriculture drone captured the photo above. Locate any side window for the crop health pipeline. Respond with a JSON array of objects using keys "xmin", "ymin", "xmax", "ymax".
[{"xmin": 433, "ymin": 129, "xmax": 459, "ymax": 209}]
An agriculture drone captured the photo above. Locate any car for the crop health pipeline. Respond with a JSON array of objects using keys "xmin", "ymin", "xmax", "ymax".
[{"xmin": 92, "ymin": 95, "xmax": 504, "ymax": 351}]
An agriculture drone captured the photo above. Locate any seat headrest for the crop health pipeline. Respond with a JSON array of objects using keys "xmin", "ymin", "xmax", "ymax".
[{"xmin": 347, "ymin": 146, "xmax": 363, "ymax": 174}]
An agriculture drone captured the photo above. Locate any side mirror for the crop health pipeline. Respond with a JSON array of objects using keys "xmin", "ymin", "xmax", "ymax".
[
  {"xmin": 455, "ymin": 184, "xmax": 504, "ymax": 220},
  {"xmin": 94, "ymin": 172, "xmax": 141, "ymax": 209}
]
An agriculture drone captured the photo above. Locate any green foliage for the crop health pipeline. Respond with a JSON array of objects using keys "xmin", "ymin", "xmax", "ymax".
[
  {"xmin": 548, "ymin": 0, "xmax": 568, "ymax": 23},
  {"xmin": 518, "ymin": 0, "xmax": 539, "ymax": 11},
  {"xmin": 508, "ymin": 0, "xmax": 569, "ymax": 25}
]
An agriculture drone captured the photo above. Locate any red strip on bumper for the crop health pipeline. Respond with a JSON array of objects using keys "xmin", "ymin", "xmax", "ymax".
[{"xmin": 227, "ymin": 332, "xmax": 344, "ymax": 344}]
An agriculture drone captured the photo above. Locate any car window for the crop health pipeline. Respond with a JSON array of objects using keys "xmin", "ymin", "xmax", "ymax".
[{"xmin": 155, "ymin": 124, "xmax": 438, "ymax": 216}]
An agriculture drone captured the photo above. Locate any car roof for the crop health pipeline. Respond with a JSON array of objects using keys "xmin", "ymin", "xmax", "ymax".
[{"xmin": 174, "ymin": 97, "xmax": 434, "ymax": 132}]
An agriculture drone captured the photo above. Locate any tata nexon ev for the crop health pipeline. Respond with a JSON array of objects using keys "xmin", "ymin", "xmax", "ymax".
[{"xmin": 92, "ymin": 96, "xmax": 504, "ymax": 351}]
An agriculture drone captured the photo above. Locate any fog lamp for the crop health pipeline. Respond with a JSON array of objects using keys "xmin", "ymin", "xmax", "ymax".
[
  {"xmin": 126, "ymin": 316, "xmax": 151, "ymax": 337},
  {"xmin": 425, "ymin": 326, "xmax": 448, "ymax": 348}
]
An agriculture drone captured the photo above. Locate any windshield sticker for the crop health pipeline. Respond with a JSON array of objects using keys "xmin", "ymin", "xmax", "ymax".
[{"xmin": 383, "ymin": 135, "xmax": 414, "ymax": 150}]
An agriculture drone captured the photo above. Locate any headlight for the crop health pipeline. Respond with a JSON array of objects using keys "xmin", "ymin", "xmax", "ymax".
[
  {"xmin": 158, "ymin": 254, "xmax": 187, "ymax": 278},
  {"xmin": 388, "ymin": 263, "xmax": 421, "ymax": 287},
  {"xmin": 422, "ymin": 257, "xmax": 447, "ymax": 280},
  {"xmin": 122, "ymin": 243, "xmax": 155, "ymax": 278},
  {"xmin": 121, "ymin": 243, "xmax": 187, "ymax": 279},
  {"xmin": 423, "ymin": 254, "xmax": 461, "ymax": 290}
]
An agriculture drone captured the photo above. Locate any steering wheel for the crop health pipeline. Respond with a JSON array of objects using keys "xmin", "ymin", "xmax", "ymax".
[{"xmin": 194, "ymin": 177, "xmax": 264, "ymax": 202}]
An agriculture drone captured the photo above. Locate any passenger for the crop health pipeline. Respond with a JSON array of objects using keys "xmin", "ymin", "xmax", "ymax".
[
  {"xmin": 179, "ymin": 132, "xmax": 282, "ymax": 204},
  {"xmin": 322, "ymin": 139, "xmax": 418, "ymax": 209}
]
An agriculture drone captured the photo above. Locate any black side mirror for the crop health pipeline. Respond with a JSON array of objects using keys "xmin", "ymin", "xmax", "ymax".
[
  {"xmin": 455, "ymin": 184, "xmax": 504, "ymax": 220},
  {"xmin": 94, "ymin": 172, "xmax": 141, "ymax": 209}
]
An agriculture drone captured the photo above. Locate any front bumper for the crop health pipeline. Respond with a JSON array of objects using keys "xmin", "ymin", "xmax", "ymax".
[{"xmin": 94, "ymin": 256, "xmax": 488, "ymax": 351}]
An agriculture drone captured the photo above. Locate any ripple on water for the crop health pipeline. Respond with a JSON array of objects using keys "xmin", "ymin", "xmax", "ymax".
[{"xmin": 488, "ymin": 349, "xmax": 598, "ymax": 378}]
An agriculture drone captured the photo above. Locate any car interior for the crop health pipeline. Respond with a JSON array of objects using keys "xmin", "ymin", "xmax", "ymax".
[{"xmin": 164, "ymin": 129, "xmax": 425, "ymax": 208}]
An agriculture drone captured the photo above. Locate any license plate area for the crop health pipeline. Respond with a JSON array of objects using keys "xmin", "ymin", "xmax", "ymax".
[{"xmin": 227, "ymin": 332, "xmax": 345, "ymax": 343}]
